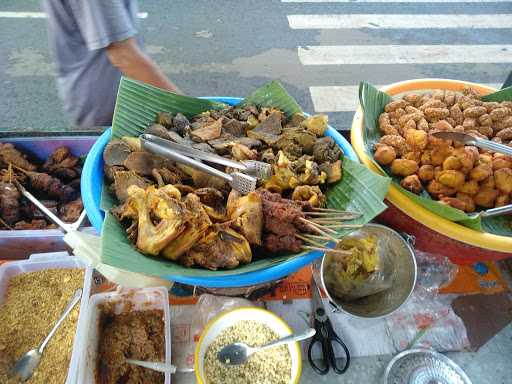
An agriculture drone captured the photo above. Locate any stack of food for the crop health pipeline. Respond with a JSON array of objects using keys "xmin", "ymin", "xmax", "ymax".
[
  {"xmin": 103, "ymin": 105, "xmax": 348, "ymax": 270},
  {"xmin": 374, "ymin": 88, "xmax": 512, "ymax": 212},
  {"xmin": 0, "ymin": 144, "xmax": 84, "ymax": 229}
]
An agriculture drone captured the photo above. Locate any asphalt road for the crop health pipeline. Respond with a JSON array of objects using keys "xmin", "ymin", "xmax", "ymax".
[{"xmin": 1, "ymin": 0, "xmax": 512, "ymax": 132}]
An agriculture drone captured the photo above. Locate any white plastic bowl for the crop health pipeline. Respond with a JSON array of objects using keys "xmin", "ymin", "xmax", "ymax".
[
  {"xmin": 194, "ymin": 307, "xmax": 302, "ymax": 384},
  {"xmin": 77, "ymin": 287, "xmax": 172, "ymax": 384}
]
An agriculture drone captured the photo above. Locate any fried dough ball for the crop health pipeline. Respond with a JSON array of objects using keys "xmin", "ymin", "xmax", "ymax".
[
  {"xmin": 400, "ymin": 174, "xmax": 422, "ymax": 194},
  {"xmin": 453, "ymin": 146, "xmax": 478, "ymax": 172},
  {"xmin": 374, "ymin": 144, "xmax": 396, "ymax": 166},
  {"xmin": 458, "ymin": 180, "xmax": 479, "ymax": 195},
  {"xmin": 494, "ymin": 168, "xmax": 512, "ymax": 194},
  {"xmin": 495, "ymin": 194, "xmax": 511, "ymax": 207},
  {"xmin": 390, "ymin": 159, "xmax": 419, "ymax": 177},
  {"xmin": 418, "ymin": 165, "xmax": 435, "ymax": 181},
  {"xmin": 442, "ymin": 156, "xmax": 462, "ymax": 171},
  {"xmin": 379, "ymin": 135, "xmax": 409, "ymax": 156},
  {"xmin": 473, "ymin": 187, "xmax": 499, "ymax": 208},
  {"xmin": 438, "ymin": 170, "xmax": 465, "ymax": 189},
  {"xmin": 470, "ymin": 164, "xmax": 492, "ymax": 181},
  {"xmin": 492, "ymin": 155, "xmax": 512, "ymax": 170},
  {"xmin": 432, "ymin": 120, "xmax": 453, "ymax": 131},
  {"xmin": 478, "ymin": 154, "xmax": 493, "ymax": 166},
  {"xmin": 405, "ymin": 129, "xmax": 428, "ymax": 151},
  {"xmin": 434, "ymin": 166, "xmax": 443, "ymax": 181},
  {"xmin": 427, "ymin": 180, "xmax": 456, "ymax": 197},
  {"xmin": 480, "ymin": 175, "xmax": 495, "ymax": 189},
  {"xmin": 456, "ymin": 192, "xmax": 476, "ymax": 213},
  {"xmin": 420, "ymin": 150, "xmax": 432, "ymax": 165},
  {"xmin": 439, "ymin": 196, "xmax": 467, "ymax": 211},
  {"xmin": 431, "ymin": 146, "xmax": 454, "ymax": 166},
  {"xmin": 428, "ymin": 131, "xmax": 452, "ymax": 148},
  {"xmin": 378, "ymin": 113, "xmax": 399, "ymax": 135},
  {"xmin": 403, "ymin": 151, "xmax": 422, "ymax": 163}
]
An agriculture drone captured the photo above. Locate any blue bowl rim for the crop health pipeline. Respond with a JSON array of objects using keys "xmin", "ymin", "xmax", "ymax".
[{"xmin": 81, "ymin": 96, "xmax": 358, "ymax": 287}]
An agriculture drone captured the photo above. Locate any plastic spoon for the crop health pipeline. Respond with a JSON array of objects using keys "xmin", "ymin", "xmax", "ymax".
[
  {"xmin": 217, "ymin": 328, "xmax": 316, "ymax": 365},
  {"xmin": 126, "ymin": 359, "xmax": 177, "ymax": 374}
]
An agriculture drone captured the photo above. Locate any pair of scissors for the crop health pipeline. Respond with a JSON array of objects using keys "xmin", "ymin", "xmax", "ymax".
[{"xmin": 307, "ymin": 277, "xmax": 350, "ymax": 375}]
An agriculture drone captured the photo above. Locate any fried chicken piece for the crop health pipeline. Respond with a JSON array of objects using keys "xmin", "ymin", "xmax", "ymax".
[
  {"xmin": 301, "ymin": 114, "xmax": 328, "ymax": 136},
  {"xmin": 113, "ymin": 171, "xmax": 150, "ymax": 203},
  {"xmin": 291, "ymin": 185, "xmax": 326, "ymax": 208},
  {"xmin": 42, "ymin": 146, "xmax": 79, "ymax": 173},
  {"xmin": 319, "ymin": 160, "xmax": 342, "ymax": 184},
  {"xmin": 59, "ymin": 197, "xmax": 83, "ymax": 223},
  {"xmin": 122, "ymin": 185, "xmax": 189, "ymax": 255},
  {"xmin": 0, "ymin": 143, "xmax": 37, "ymax": 171},
  {"xmin": 183, "ymin": 224, "xmax": 252, "ymax": 270},
  {"xmin": 390, "ymin": 159, "xmax": 418, "ymax": 177},
  {"xmin": 374, "ymin": 144, "xmax": 396, "ymax": 166},
  {"xmin": 400, "ymin": 174, "xmax": 422, "ymax": 194},
  {"xmin": 161, "ymin": 193, "xmax": 212, "ymax": 261},
  {"xmin": 227, "ymin": 190, "xmax": 263, "ymax": 245},
  {"xmin": 195, "ymin": 187, "xmax": 227, "ymax": 221}
]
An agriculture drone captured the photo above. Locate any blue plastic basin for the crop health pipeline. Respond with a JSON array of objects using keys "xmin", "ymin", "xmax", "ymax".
[{"xmin": 81, "ymin": 97, "xmax": 358, "ymax": 287}]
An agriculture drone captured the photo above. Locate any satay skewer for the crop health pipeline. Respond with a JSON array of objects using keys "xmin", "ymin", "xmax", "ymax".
[
  {"xmin": 298, "ymin": 218, "xmax": 339, "ymax": 243},
  {"xmin": 321, "ymin": 224, "xmax": 363, "ymax": 229},
  {"xmin": 304, "ymin": 211, "xmax": 360, "ymax": 219},
  {"xmin": 302, "ymin": 246, "xmax": 351, "ymax": 256}
]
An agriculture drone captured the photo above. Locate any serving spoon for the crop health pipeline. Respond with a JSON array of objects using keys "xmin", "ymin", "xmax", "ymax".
[
  {"xmin": 10, "ymin": 289, "xmax": 82, "ymax": 381},
  {"xmin": 431, "ymin": 131, "xmax": 512, "ymax": 156},
  {"xmin": 217, "ymin": 328, "xmax": 316, "ymax": 366}
]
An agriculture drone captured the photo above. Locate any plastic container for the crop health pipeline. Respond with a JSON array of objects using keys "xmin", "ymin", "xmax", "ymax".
[
  {"xmin": 0, "ymin": 136, "xmax": 98, "ymax": 259},
  {"xmin": 78, "ymin": 287, "xmax": 172, "ymax": 384},
  {"xmin": 81, "ymin": 97, "xmax": 359, "ymax": 287},
  {"xmin": 351, "ymin": 79, "xmax": 512, "ymax": 263},
  {"xmin": 0, "ymin": 253, "xmax": 94, "ymax": 384}
]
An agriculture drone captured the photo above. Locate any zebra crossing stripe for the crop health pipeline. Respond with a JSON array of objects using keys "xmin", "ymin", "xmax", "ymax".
[
  {"xmin": 288, "ymin": 14, "xmax": 512, "ymax": 29},
  {"xmin": 298, "ymin": 45, "xmax": 512, "ymax": 65},
  {"xmin": 309, "ymin": 84, "xmax": 502, "ymax": 112}
]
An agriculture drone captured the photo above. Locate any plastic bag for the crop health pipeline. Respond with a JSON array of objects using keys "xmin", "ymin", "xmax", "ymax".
[{"xmin": 323, "ymin": 231, "xmax": 393, "ymax": 301}]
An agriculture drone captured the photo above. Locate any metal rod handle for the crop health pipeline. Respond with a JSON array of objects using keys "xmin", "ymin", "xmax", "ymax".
[
  {"xmin": 475, "ymin": 138, "xmax": 512, "ymax": 156},
  {"xmin": 39, "ymin": 288, "xmax": 82, "ymax": 353},
  {"xmin": 142, "ymin": 139, "xmax": 232, "ymax": 183},
  {"xmin": 259, "ymin": 328, "xmax": 316, "ymax": 352},
  {"xmin": 481, "ymin": 204, "xmax": 512, "ymax": 218}
]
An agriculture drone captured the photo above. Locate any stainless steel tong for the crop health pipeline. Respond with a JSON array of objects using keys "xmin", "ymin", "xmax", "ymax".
[
  {"xmin": 141, "ymin": 134, "xmax": 272, "ymax": 180},
  {"xmin": 140, "ymin": 134, "xmax": 258, "ymax": 194}
]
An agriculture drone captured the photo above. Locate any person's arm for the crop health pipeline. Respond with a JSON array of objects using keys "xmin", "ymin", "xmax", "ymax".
[{"xmin": 106, "ymin": 38, "xmax": 181, "ymax": 93}]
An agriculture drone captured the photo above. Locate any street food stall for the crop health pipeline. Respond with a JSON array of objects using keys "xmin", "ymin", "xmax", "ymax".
[{"xmin": 0, "ymin": 79, "xmax": 510, "ymax": 384}]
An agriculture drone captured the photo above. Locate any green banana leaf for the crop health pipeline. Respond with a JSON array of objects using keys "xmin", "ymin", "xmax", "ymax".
[
  {"xmin": 99, "ymin": 78, "xmax": 391, "ymax": 277},
  {"xmin": 359, "ymin": 81, "xmax": 512, "ymax": 235}
]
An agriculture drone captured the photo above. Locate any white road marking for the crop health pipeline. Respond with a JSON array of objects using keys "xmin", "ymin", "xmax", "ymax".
[
  {"xmin": 309, "ymin": 84, "xmax": 502, "ymax": 112},
  {"xmin": 298, "ymin": 45, "xmax": 512, "ymax": 65},
  {"xmin": 283, "ymin": 0, "xmax": 511, "ymax": 3},
  {"xmin": 288, "ymin": 14, "xmax": 512, "ymax": 29},
  {"xmin": 0, "ymin": 11, "xmax": 148, "ymax": 18}
]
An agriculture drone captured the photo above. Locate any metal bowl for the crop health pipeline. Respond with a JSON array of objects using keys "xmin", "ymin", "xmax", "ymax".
[
  {"xmin": 320, "ymin": 223, "xmax": 417, "ymax": 319},
  {"xmin": 384, "ymin": 348, "xmax": 472, "ymax": 384}
]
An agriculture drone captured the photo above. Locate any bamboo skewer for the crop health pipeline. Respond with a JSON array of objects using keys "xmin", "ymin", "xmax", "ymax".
[
  {"xmin": 302, "ymin": 234, "xmax": 333, "ymax": 242},
  {"xmin": 311, "ymin": 208, "xmax": 360, "ymax": 214},
  {"xmin": 321, "ymin": 224, "xmax": 363, "ymax": 229},
  {"xmin": 302, "ymin": 245, "xmax": 351, "ymax": 256},
  {"xmin": 304, "ymin": 211, "xmax": 360, "ymax": 218},
  {"xmin": 0, "ymin": 216, "xmax": 13, "ymax": 230},
  {"xmin": 298, "ymin": 218, "xmax": 339, "ymax": 243},
  {"xmin": 295, "ymin": 234, "xmax": 326, "ymax": 248},
  {"xmin": 310, "ymin": 219, "xmax": 358, "ymax": 224}
]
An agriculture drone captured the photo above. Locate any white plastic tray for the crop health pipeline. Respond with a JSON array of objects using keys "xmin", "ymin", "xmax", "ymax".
[
  {"xmin": 0, "ymin": 253, "xmax": 93, "ymax": 384},
  {"xmin": 78, "ymin": 287, "xmax": 172, "ymax": 384}
]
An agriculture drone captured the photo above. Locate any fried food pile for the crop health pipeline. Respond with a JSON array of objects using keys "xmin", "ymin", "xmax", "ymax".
[
  {"xmin": 375, "ymin": 88, "xmax": 512, "ymax": 212},
  {"xmin": 0, "ymin": 144, "xmax": 83, "ymax": 229},
  {"xmin": 105, "ymin": 105, "xmax": 345, "ymax": 270}
]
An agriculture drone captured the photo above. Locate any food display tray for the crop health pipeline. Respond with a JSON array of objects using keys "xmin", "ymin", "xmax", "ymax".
[
  {"xmin": 0, "ymin": 253, "xmax": 94, "ymax": 384},
  {"xmin": 77, "ymin": 287, "xmax": 172, "ymax": 384},
  {"xmin": 81, "ymin": 97, "xmax": 360, "ymax": 287},
  {"xmin": 0, "ymin": 136, "xmax": 99, "ymax": 259}
]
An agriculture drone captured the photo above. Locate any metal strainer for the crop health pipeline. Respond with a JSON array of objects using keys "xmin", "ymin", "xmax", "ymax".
[{"xmin": 384, "ymin": 349, "xmax": 472, "ymax": 384}]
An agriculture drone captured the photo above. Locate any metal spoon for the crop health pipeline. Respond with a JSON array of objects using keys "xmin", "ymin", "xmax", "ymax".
[
  {"xmin": 126, "ymin": 359, "xmax": 177, "ymax": 374},
  {"xmin": 10, "ymin": 288, "xmax": 82, "ymax": 381},
  {"xmin": 468, "ymin": 203, "xmax": 512, "ymax": 219},
  {"xmin": 431, "ymin": 131, "xmax": 512, "ymax": 156},
  {"xmin": 217, "ymin": 328, "xmax": 316, "ymax": 366}
]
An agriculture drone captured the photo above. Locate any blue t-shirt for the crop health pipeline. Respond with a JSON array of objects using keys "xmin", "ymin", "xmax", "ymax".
[{"xmin": 42, "ymin": 0, "xmax": 139, "ymax": 127}]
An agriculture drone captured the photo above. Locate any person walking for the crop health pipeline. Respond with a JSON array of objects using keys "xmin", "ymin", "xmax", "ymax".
[{"xmin": 42, "ymin": 0, "xmax": 180, "ymax": 127}]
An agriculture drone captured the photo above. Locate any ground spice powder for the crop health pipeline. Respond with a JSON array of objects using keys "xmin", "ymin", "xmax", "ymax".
[{"xmin": 0, "ymin": 268, "xmax": 85, "ymax": 384}]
